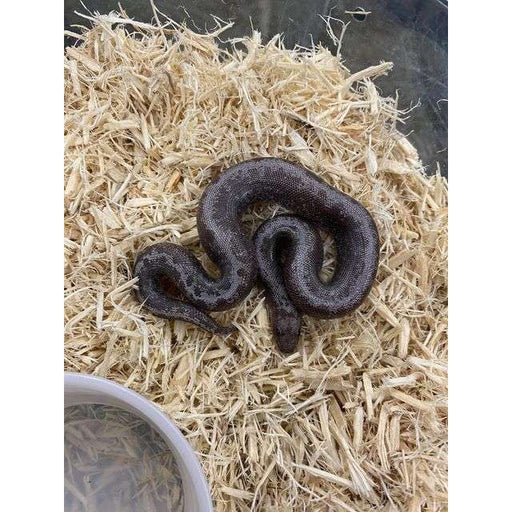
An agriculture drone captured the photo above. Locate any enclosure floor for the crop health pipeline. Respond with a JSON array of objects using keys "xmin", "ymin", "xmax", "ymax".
[{"xmin": 64, "ymin": 13, "xmax": 447, "ymax": 511}]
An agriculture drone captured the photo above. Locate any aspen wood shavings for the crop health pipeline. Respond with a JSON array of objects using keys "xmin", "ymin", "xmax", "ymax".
[{"xmin": 64, "ymin": 13, "xmax": 447, "ymax": 511}]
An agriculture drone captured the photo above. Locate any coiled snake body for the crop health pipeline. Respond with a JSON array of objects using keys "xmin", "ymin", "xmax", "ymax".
[{"xmin": 134, "ymin": 158, "xmax": 379, "ymax": 352}]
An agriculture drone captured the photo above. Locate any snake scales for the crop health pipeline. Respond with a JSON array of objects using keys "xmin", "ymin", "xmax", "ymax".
[{"xmin": 134, "ymin": 158, "xmax": 379, "ymax": 352}]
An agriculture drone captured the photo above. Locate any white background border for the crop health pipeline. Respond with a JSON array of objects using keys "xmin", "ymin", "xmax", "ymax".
[{"xmin": 2, "ymin": 1, "xmax": 512, "ymax": 509}]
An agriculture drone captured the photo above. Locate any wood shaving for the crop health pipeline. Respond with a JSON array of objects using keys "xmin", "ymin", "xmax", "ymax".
[{"xmin": 64, "ymin": 13, "xmax": 447, "ymax": 511}]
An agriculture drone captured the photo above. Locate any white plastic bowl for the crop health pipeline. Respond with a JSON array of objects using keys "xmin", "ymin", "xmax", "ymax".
[{"xmin": 64, "ymin": 372, "xmax": 213, "ymax": 512}]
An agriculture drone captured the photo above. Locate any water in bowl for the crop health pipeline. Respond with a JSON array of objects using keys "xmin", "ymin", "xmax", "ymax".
[{"xmin": 64, "ymin": 404, "xmax": 184, "ymax": 511}]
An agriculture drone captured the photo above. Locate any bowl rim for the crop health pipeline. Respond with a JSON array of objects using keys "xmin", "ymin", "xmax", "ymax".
[{"xmin": 64, "ymin": 372, "xmax": 213, "ymax": 511}]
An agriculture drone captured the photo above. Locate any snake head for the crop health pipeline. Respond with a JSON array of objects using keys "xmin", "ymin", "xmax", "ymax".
[{"xmin": 272, "ymin": 312, "xmax": 301, "ymax": 353}]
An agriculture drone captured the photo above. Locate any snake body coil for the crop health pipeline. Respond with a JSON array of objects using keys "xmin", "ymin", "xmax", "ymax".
[{"xmin": 134, "ymin": 158, "xmax": 379, "ymax": 352}]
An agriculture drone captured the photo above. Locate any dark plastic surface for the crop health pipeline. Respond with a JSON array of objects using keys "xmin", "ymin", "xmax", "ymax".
[{"xmin": 64, "ymin": 1, "xmax": 447, "ymax": 176}]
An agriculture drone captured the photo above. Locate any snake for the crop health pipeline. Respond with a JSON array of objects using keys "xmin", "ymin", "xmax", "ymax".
[{"xmin": 134, "ymin": 158, "xmax": 379, "ymax": 352}]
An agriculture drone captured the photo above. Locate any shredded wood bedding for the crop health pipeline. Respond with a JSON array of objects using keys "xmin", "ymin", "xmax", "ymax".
[{"xmin": 64, "ymin": 11, "xmax": 447, "ymax": 512}]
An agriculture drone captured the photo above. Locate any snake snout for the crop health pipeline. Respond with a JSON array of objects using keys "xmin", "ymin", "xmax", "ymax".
[{"xmin": 273, "ymin": 313, "xmax": 301, "ymax": 353}]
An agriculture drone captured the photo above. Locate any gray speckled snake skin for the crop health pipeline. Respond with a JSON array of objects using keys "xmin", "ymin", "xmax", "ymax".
[{"xmin": 134, "ymin": 158, "xmax": 379, "ymax": 352}]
